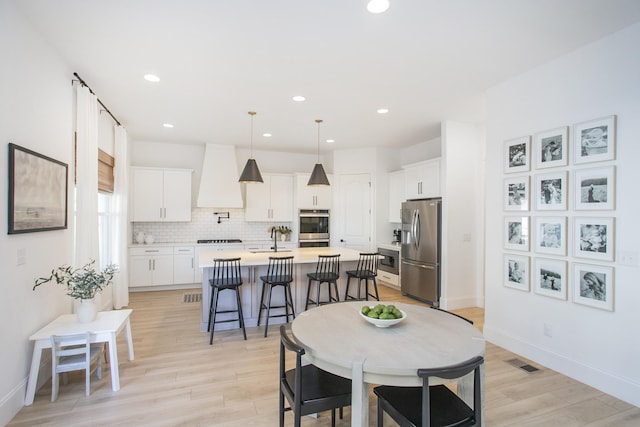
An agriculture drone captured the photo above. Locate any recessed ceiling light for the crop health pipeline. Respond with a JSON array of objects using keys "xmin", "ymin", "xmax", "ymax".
[
  {"xmin": 326, "ymin": 139, "xmax": 335, "ymax": 144},
  {"xmin": 144, "ymin": 74, "xmax": 160, "ymax": 82},
  {"xmin": 292, "ymin": 95, "xmax": 306, "ymax": 102},
  {"xmin": 163, "ymin": 123, "xmax": 174, "ymax": 128},
  {"xmin": 377, "ymin": 108, "xmax": 389, "ymax": 114},
  {"xmin": 263, "ymin": 133, "xmax": 272, "ymax": 137},
  {"xmin": 367, "ymin": 0, "xmax": 390, "ymax": 14}
]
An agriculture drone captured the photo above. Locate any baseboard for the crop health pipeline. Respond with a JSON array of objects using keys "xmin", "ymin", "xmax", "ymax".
[{"xmin": 0, "ymin": 378, "xmax": 27, "ymax": 426}]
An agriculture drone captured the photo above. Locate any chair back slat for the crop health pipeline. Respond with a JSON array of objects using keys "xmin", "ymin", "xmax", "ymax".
[
  {"xmin": 315, "ymin": 254, "xmax": 340, "ymax": 276},
  {"xmin": 267, "ymin": 256, "xmax": 293, "ymax": 282},
  {"xmin": 356, "ymin": 252, "xmax": 379, "ymax": 275},
  {"xmin": 211, "ymin": 257, "xmax": 242, "ymax": 286}
]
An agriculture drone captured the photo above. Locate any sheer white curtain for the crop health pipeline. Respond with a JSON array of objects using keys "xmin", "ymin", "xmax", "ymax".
[
  {"xmin": 74, "ymin": 85, "xmax": 100, "ymax": 302},
  {"xmin": 112, "ymin": 125, "xmax": 129, "ymax": 308}
]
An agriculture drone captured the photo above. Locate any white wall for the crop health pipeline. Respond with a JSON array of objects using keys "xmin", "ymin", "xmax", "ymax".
[
  {"xmin": 484, "ymin": 23, "xmax": 640, "ymax": 406},
  {"xmin": 0, "ymin": 2, "xmax": 74, "ymax": 423}
]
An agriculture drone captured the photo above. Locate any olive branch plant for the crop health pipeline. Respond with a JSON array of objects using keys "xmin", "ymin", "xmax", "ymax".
[{"xmin": 33, "ymin": 259, "xmax": 118, "ymax": 300}]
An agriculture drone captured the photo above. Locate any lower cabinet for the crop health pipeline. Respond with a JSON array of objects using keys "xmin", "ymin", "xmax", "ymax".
[
  {"xmin": 129, "ymin": 247, "xmax": 174, "ymax": 287},
  {"xmin": 173, "ymin": 246, "xmax": 195, "ymax": 284}
]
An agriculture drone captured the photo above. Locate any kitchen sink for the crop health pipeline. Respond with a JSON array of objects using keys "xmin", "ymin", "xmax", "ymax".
[{"xmin": 249, "ymin": 249, "xmax": 293, "ymax": 253}]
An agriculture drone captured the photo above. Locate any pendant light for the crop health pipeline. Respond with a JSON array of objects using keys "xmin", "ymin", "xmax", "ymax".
[
  {"xmin": 238, "ymin": 111, "xmax": 264, "ymax": 183},
  {"xmin": 307, "ymin": 119, "xmax": 330, "ymax": 186}
]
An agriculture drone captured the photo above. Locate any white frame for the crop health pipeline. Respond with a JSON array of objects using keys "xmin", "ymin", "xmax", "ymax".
[
  {"xmin": 574, "ymin": 166, "xmax": 615, "ymax": 210},
  {"xmin": 573, "ymin": 263, "xmax": 614, "ymax": 311},
  {"xmin": 534, "ymin": 216, "xmax": 566, "ymax": 256},
  {"xmin": 534, "ymin": 171, "xmax": 568, "ymax": 210},
  {"xmin": 574, "ymin": 217, "xmax": 615, "ymax": 261},
  {"xmin": 573, "ymin": 115, "xmax": 616, "ymax": 164},
  {"xmin": 504, "ymin": 216, "xmax": 530, "ymax": 251},
  {"xmin": 534, "ymin": 126, "xmax": 568, "ymax": 169},
  {"xmin": 504, "ymin": 136, "xmax": 531, "ymax": 173},
  {"xmin": 504, "ymin": 254, "xmax": 530, "ymax": 291},
  {"xmin": 534, "ymin": 258, "xmax": 567, "ymax": 300},
  {"xmin": 504, "ymin": 176, "xmax": 529, "ymax": 211}
]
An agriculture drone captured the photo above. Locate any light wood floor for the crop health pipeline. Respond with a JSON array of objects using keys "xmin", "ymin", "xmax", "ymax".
[{"xmin": 9, "ymin": 286, "xmax": 640, "ymax": 426}]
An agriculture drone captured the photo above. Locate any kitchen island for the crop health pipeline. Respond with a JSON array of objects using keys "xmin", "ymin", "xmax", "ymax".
[{"xmin": 197, "ymin": 247, "xmax": 363, "ymax": 332}]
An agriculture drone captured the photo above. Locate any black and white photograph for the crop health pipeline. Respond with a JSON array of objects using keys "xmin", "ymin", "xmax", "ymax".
[
  {"xmin": 574, "ymin": 166, "xmax": 615, "ymax": 210},
  {"xmin": 534, "ymin": 126, "xmax": 568, "ymax": 169},
  {"xmin": 573, "ymin": 115, "xmax": 616, "ymax": 164},
  {"xmin": 534, "ymin": 258, "xmax": 567, "ymax": 300},
  {"xmin": 574, "ymin": 217, "xmax": 615, "ymax": 261},
  {"xmin": 504, "ymin": 176, "xmax": 529, "ymax": 211},
  {"xmin": 504, "ymin": 216, "xmax": 529, "ymax": 251},
  {"xmin": 573, "ymin": 263, "xmax": 614, "ymax": 311},
  {"xmin": 504, "ymin": 254, "xmax": 530, "ymax": 291},
  {"xmin": 504, "ymin": 136, "xmax": 530, "ymax": 173},
  {"xmin": 534, "ymin": 216, "xmax": 566, "ymax": 256},
  {"xmin": 535, "ymin": 171, "xmax": 567, "ymax": 210}
]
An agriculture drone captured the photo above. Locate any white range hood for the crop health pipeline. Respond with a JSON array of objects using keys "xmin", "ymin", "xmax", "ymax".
[{"xmin": 197, "ymin": 144, "xmax": 243, "ymax": 208}]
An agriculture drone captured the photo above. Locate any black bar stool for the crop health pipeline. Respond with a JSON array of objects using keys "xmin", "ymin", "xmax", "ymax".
[
  {"xmin": 344, "ymin": 252, "xmax": 380, "ymax": 301},
  {"xmin": 208, "ymin": 257, "xmax": 246, "ymax": 344},
  {"xmin": 257, "ymin": 256, "xmax": 295, "ymax": 337},
  {"xmin": 305, "ymin": 254, "xmax": 341, "ymax": 310}
]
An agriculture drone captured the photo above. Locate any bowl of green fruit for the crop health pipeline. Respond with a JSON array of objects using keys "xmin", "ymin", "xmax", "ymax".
[{"xmin": 359, "ymin": 304, "xmax": 406, "ymax": 328}]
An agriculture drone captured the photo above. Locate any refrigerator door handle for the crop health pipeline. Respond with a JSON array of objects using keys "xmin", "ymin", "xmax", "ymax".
[
  {"xmin": 414, "ymin": 210, "xmax": 421, "ymax": 250},
  {"xmin": 402, "ymin": 259, "xmax": 435, "ymax": 269},
  {"xmin": 411, "ymin": 209, "xmax": 417, "ymax": 251}
]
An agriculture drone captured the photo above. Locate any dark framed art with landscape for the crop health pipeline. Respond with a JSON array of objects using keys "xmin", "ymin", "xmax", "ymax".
[{"xmin": 8, "ymin": 143, "xmax": 68, "ymax": 234}]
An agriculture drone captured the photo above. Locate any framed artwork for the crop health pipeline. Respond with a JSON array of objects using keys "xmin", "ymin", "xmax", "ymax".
[
  {"xmin": 573, "ymin": 115, "xmax": 616, "ymax": 164},
  {"xmin": 534, "ymin": 258, "xmax": 567, "ymax": 300},
  {"xmin": 573, "ymin": 263, "xmax": 614, "ymax": 311},
  {"xmin": 8, "ymin": 143, "xmax": 68, "ymax": 234},
  {"xmin": 574, "ymin": 166, "xmax": 615, "ymax": 210},
  {"xmin": 534, "ymin": 126, "xmax": 568, "ymax": 169},
  {"xmin": 534, "ymin": 216, "xmax": 566, "ymax": 256},
  {"xmin": 534, "ymin": 171, "xmax": 568, "ymax": 210},
  {"xmin": 504, "ymin": 254, "xmax": 530, "ymax": 291},
  {"xmin": 504, "ymin": 176, "xmax": 529, "ymax": 211},
  {"xmin": 504, "ymin": 136, "xmax": 530, "ymax": 174},
  {"xmin": 574, "ymin": 217, "xmax": 615, "ymax": 261},
  {"xmin": 504, "ymin": 216, "xmax": 530, "ymax": 251}
]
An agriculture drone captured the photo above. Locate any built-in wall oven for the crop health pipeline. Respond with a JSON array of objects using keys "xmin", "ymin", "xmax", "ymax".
[{"xmin": 299, "ymin": 209, "xmax": 330, "ymax": 247}]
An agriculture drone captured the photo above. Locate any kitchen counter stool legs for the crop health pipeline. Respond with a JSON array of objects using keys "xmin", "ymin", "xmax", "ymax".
[
  {"xmin": 258, "ymin": 256, "xmax": 295, "ymax": 337},
  {"xmin": 305, "ymin": 254, "xmax": 341, "ymax": 310},
  {"xmin": 344, "ymin": 252, "xmax": 380, "ymax": 302},
  {"xmin": 208, "ymin": 258, "xmax": 246, "ymax": 344}
]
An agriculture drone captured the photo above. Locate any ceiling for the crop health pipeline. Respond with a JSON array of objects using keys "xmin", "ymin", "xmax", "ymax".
[{"xmin": 13, "ymin": 0, "xmax": 640, "ymax": 154}]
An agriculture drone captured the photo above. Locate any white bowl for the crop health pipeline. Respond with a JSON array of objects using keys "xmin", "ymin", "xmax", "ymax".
[{"xmin": 359, "ymin": 308, "xmax": 407, "ymax": 328}]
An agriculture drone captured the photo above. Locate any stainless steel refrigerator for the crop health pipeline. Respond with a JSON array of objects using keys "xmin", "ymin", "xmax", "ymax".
[{"xmin": 401, "ymin": 198, "xmax": 441, "ymax": 305}]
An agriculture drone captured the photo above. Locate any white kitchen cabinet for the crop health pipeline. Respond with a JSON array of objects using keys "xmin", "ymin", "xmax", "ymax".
[
  {"xmin": 173, "ymin": 246, "xmax": 195, "ymax": 284},
  {"xmin": 295, "ymin": 173, "xmax": 332, "ymax": 209},
  {"xmin": 131, "ymin": 167, "xmax": 192, "ymax": 222},
  {"xmin": 388, "ymin": 169, "xmax": 404, "ymax": 223},
  {"xmin": 129, "ymin": 247, "xmax": 174, "ymax": 287},
  {"xmin": 403, "ymin": 158, "xmax": 441, "ymax": 200},
  {"xmin": 245, "ymin": 174, "xmax": 293, "ymax": 222}
]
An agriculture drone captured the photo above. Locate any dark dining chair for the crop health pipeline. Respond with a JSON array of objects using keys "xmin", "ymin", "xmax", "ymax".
[
  {"xmin": 344, "ymin": 252, "xmax": 380, "ymax": 301},
  {"xmin": 305, "ymin": 254, "xmax": 341, "ymax": 310},
  {"xmin": 208, "ymin": 257, "xmax": 246, "ymax": 344},
  {"xmin": 279, "ymin": 325, "xmax": 352, "ymax": 427},
  {"xmin": 258, "ymin": 256, "xmax": 295, "ymax": 337},
  {"xmin": 373, "ymin": 356, "xmax": 484, "ymax": 427}
]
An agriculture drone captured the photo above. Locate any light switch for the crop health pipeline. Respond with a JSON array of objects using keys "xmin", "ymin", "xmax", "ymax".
[{"xmin": 17, "ymin": 248, "xmax": 26, "ymax": 266}]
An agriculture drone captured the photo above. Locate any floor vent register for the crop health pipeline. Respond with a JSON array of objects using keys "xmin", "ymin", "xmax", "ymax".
[
  {"xmin": 506, "ymin": 358, "xmax": 541, "ymax": 373},
  {"xmin": 183, "ymin": 293, "xmax": 202, "ymax": 303}
]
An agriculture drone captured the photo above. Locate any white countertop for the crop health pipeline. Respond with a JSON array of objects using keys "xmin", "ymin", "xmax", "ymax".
[
  {"xmin": 377, "ymin": 242, "xmax": 401, "ymax": 251},
  {"xmin": 198, "ymin": 246, "xmax": 363, "ymax": 268}
]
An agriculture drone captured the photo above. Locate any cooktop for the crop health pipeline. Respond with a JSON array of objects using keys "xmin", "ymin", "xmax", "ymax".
[{"xmin": 197, "ymin": 239, "xmax": 243, "ymax": 244}]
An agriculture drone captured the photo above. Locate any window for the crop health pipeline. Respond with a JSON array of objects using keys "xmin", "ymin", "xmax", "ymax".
[{"xmin": 98, "ymin": 193, "xmax": 114, "ymax": 267}]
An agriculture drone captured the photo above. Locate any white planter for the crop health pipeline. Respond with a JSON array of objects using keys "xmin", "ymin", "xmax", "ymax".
[
  {"xmin": 76, "ymin": 299, "xmax": 97, "ymax": 323},
  {"xmin": 281, "ymin": 235, "xmax": 288, "ymax": 242}
]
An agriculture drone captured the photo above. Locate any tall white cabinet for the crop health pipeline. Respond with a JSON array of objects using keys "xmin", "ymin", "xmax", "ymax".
[
  {"xmin": 131, "ymin": 167, "xmax": 192, "ymax": 222},
  {"xmin": 245, "ymin": 173, "xmax": 294, "ymax": 221}
]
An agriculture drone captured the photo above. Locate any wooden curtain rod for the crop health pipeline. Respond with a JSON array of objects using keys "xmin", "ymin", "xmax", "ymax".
[{"xmin": 72, "ymin": 72, "xmax": 121, "ymax": 126}]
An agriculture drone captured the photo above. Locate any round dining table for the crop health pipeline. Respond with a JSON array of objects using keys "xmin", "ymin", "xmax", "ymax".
[{"xmin": 291, "ymin": 301, "xmax": 486, "ymax": 427}]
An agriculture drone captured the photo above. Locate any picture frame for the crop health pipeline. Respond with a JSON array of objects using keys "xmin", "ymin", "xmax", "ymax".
[
  {"xmin": 534, "ymin": 126, "xmax": 568, "ymax": 169},
  {"xmin": 504, "ymin": 136, "xmax": 531, "ymax": 174},
  {"xmin": 573, "ymin": 217, "xmax": 615, "ymax": 261},
  {"xmin": 534, "ymin": 216, "xmax": 566, "ymax": 256},
  {"xmin": 574, "ymin": 166, "xmax": 615, "ymax": 210},
  {"xmin": 573, "ymin": 115, "xmax": 616, "ymax": 164},
  {"xmin": 504, "ymin": 176, "xmax": 529, "ymax": 211},
  {"xmin": 504, "ymin": 216, "xmax": 530, "ymax": 251},
  {"xmin": 534, "ymin": 171, "xmax": 567, "ymax": 210},
  {"xmin": 504, "ymin": 254, "xmax": 530, "ymax": 291},
  {"xmin": 534, "ymin": 258, "xmax": 567, "ymax": 300},
  {"xmin": 8, "ymin": 143, "xmax": 68, "ymax": 234},
  {"xmin": 573, "ymin": 263, "xmax": 614, "ymax": 311}
]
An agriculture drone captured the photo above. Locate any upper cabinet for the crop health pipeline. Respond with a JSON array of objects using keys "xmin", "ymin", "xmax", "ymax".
[
  {"xmin": 131, "ymin": 167, "xmax": 192, "ymax": 222},
  {"xmin": 245, "ymin": 173, "xmax": 294, "ymax": 222},
  {"xmin": 403, "ymin": 158, "xmax": 441, "ymax": 200},
  {"xmin": 295, "ymin": 173, "xmax": 332, "ymax": 209},
  {"xmin": 388, "ymin": 169, "xmax": 404, "ymax": 223}
]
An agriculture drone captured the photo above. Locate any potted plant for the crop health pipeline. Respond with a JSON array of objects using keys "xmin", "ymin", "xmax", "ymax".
[
  {"xmin": 33, "ymin": 260, "xmax": 118, "ymax": 323},
  {"xmin": 277, "ymin": 226, "xmax": 292, "ymax": 241}
]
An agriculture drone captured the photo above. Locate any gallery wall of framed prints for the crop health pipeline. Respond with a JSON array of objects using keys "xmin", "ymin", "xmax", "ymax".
[{"xmin": 502, "ymin": 115, "xmax": 617, "ymax": 311}]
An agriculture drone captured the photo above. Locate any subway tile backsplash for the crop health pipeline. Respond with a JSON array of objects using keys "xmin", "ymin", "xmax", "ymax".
[{"xmin": 132, "ymin": 208, "xmax": 292, "ymax": 244}]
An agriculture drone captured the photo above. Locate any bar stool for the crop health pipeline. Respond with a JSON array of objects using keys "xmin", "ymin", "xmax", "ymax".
[
  {"xmin": 344, "ymin": 252, "xmax": 380, "ymax": 301},
  {"xmin": 305, "ymin": 254, "xmax": 341, "ymax": 310},
  {"xmin": 208, "ymin": 257, "xmax": 246, "ymax": 344},
  {"xmin": 257, "ymin": 256, "xmax": 295, "ymax": 337}
]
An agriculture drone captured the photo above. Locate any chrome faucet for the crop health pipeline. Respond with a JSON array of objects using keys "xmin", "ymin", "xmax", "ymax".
[{"xmin": 270, "ymin": 227, "xmax": 278, "ymax": 252}]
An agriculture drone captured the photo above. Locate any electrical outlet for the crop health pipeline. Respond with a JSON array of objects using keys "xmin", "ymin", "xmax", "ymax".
[
  {"xmin": 463, "ymin": 233, "xmax": 472, "ymax": 242},
  {"xmin": 543, "ymin": 323, "xmax": 552, "ymax": 337}
]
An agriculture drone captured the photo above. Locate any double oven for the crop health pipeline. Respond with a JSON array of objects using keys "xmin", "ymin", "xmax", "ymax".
[{"xmin": 298, "ymin": 209, "xmax": 330, "ymax": 247}]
